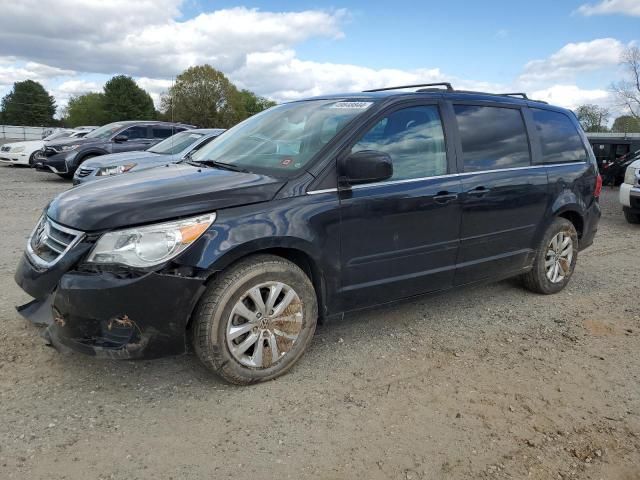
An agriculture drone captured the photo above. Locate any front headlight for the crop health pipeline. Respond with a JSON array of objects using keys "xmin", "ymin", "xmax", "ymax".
[
  {"xmin": 624, "ymin": 167, "xmax": 639, "ymax": 186},
  {"xmin": 86, "ymin": 213, "xmax": 216, "ymax": 268},
  {"xmin": 96, "ymin": 164, "xmax": 137, "ymax": 176},
  {"xmin": 53, "ymin": 144, "xmax": 80, "ymax": 152},
  {"xmin": 12, "ymin": 146, "xmax": 25, "ymax": 153}
]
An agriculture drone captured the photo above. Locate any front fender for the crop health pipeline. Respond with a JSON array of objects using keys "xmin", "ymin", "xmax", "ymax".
[
  {"xmin": 173, "ymin": 194, "xmax": 343, "ymax": 314},
  {"xmin": 68, "ymin": 149, "xmax": 108, "ymax": 169}
]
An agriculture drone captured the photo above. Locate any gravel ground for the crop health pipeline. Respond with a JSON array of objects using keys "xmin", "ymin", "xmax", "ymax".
[{"xmin": 0, "ymin": 164, "xmax": 639, "ymax": 480}]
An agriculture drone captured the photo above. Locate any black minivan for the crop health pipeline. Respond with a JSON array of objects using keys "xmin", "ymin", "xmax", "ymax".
[{"xmin": 15, "ymin": 83, "xmax": 601, "ymax": 384}]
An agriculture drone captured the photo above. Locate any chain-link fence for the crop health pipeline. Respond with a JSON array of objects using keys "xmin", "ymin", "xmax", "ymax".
[{"xmin": 0, "ymin": 125, "xmax": 57, "ymax": 141}]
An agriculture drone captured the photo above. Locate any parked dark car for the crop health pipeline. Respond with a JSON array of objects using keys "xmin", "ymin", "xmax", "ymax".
[
  {"xmin": 34, "ymin": 121, "xmax": 195, "ymax": 178},
  {"xmin": 73, "ymin": 128, "xmax": 225, "ymax": 185},
  {"xmin": 15, "ymin": 83, "xmax": 601, "ymax": 384}
]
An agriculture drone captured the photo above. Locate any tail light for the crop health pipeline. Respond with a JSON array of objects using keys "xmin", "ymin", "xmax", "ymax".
[{"xmin": 594, "ymin": 174, "xmax": 602, "ymax": 198}]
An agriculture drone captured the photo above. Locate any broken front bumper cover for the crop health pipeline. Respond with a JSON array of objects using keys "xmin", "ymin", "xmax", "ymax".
[{"xmin": 16, "ymin": 266, "xmax": 205, "ymax": 360}]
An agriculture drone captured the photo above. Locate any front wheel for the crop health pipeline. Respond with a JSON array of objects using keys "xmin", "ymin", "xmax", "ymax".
[
  {"xmin": 192, "ymin": 254, "xmax": 318, "ymax": 385},
  {"xmin": 623, "ymin": 207, "xmax": 640, "ymax": 224},
  {"xmin": 521, "ymin": 218, "xmax": 578, "ymax": 294}
]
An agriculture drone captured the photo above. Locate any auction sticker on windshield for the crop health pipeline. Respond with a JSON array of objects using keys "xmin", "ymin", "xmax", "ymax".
[{"xmin": 329, "ymin": 102, "xmax": 373, "ymax": 109}]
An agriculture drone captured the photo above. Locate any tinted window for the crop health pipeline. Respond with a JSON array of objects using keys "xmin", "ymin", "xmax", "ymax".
[
  {"xmin": 153, "ymin": 127, "xmax": 177, "ymax": 139},
  {"xmin": 531, "ymin": 109, "xmax": 587, "ymax": 164},
  {"xmin": 122, "ymin": 126, "xmax": 148, "ymax": 140},
  {"xmin": 351, "ymin": 106, "xmax": 447, "ymax": 181},
  {"xmin": 454, "ymin": 105, "xmax": 531, "ymax": 172}
]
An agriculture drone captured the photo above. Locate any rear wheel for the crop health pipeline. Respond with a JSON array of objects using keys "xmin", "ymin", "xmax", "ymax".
[
  {"xmin": 192, "ymin": 254, "xmax": 318, "ymax": 385},
  {"xmin": 624, "ymin": 207, "xmax": 640, "ymax": 224},
  {"xmin": 28, "ymin": 151, "xmax": 37, "ymax": 166},
  {"xmin": 521, "ymin": 218, "xmax": 578, "ymax": 294}
]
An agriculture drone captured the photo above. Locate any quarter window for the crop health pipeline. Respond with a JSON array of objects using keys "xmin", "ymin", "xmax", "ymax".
[
  {"xmin": 531, "ymin": 109, "xmax": 588, "ymax": 164},
  {"xmin": 454, "ymin": 105, "xmax": 531, "ymax": 172},
  {"xmin": 351, "ymin": 106, "xmax": 447, "ymax": 181}
]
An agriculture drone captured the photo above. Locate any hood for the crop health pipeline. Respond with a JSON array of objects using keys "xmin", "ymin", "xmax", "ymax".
[
  {"xmin": 3, "ymin": 139, "xmax": 43, "ymax": 150},
  {"xmin": 46, "ymin": 137, "xmax": 99, "ymax": 148},
  {"xmin": 82, "ymin": 151, "xmax": 163, "ymax": 169},
  {"xmin": 47, "ymin": 163, "xmax": 286, "ymax": 231}
]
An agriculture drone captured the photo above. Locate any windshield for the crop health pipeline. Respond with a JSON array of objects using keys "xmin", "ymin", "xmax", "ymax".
[
  {"xmin": 44, "ymin": 131, "xmax": 72, "ymax": 141},
  {"xmin": 190, "ymin": 100, "xmax": 373, "ymax": 175},
  {"xmin": 148, "ymin": 131, "xmax": 204, "ymax": 155},
  {"xmin": 85, "ymin": 122, "xmax": 124, "ymax": 140}
]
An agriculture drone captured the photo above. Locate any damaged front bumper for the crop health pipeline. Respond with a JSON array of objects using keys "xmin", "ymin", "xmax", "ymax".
[{"xmin": 16, "ymin": 254, "xmax": 205, "ymax": 359}]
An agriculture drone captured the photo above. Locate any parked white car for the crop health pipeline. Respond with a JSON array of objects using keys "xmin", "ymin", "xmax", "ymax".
[
  {"xmin": 620, "ymin": 158, "xmax": 640, "ymax": 224},
  {"xmin": 0, "ymin": 130, "xmax": 90, "ymax": 166}
]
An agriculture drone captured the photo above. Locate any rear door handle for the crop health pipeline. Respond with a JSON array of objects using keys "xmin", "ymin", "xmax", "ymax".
[
  {"xmin": 466, "ymin": 186, "xmax": 491, "ymax": 197},
  {"xmin": 433, "ymin": 191, "xmax": 459, "ymax": 204}
]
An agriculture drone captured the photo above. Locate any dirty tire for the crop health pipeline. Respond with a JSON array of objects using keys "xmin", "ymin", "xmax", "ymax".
[
  {"xmin": 623, "ymin": 207, "xmax": 640, "ymax": 224},
  {"xmin": 192, "ymin": 254, "xmax": 318, "ymax": 385},
  {"xmin": 521, "ymin": 218, "xmax": 578, "ymax": 295}
]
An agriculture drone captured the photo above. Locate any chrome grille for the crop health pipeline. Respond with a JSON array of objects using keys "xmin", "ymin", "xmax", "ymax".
[
  {"xmin": 77, "ymin": 168, "xmax": 93, "ymax": 177},
  {"xmin": 27, "ymin": 216, "xmax": 84, "ymax": 268}
]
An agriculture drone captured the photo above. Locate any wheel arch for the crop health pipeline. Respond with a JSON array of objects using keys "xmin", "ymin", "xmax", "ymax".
[{"xmin": 185, "ymin": 244, "xmax": 329, "ymax": 331}]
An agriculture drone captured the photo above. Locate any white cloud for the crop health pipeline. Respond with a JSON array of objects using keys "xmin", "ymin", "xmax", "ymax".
[
  {"xmin": 0, "ymin": 4, "xmax": 346, "ymax": 78},
  {"xmin": 57, "ymin": 80, "xmax": 101, "ymax": 95},
  {"xmin": 531, "ymin": 85, "xmax": 611, "ymax": 109},
  {"xmin": 0, "ymin": 1, "xmax": 623, "ymax": 117},
  {"xmin": 0, "ymin": 59, "xmax": 75, "ymax": 88},
  {"xmin": 577, "ymin": 0, "xmax": 640, "ymax": 16},
  {"xmin": 136, "ymin": 77, "xmax": 174, "ymax": 106},
  {"xmin": 519, "ymin": 38, "xmax": 625, "ymax": 85}
]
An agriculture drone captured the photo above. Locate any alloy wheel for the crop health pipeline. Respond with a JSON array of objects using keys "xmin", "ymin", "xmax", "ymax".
[
  {"xmin": 226, "ymin": 281, "xmax": 304, "ymax": 368},
  {"xmin": 545, "ymin": 231, "xmax": 573, "ymax": 283}
]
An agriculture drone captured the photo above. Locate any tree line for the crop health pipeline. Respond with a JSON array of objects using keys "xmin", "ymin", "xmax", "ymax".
[{"xmin": 0, "ymin": 65, "xmax": 275, "ymax": 128}]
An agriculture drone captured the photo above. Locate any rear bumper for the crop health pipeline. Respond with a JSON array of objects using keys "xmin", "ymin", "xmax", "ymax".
[
  {"xmin": 579, "ymin": 200, "xmax": 601, "ymax": 251},
  {"xmin": 15, "ymin": 253, "xmax": 206, "ymax": 359}
]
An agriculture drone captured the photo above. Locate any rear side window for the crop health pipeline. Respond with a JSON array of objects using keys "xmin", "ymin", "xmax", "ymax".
[
  {"xmin": 351, "ymin": 105, "xmax": 447, "ymax": 181},
  {"xmin": 152, "ymin": 127, "xmax": 175, "ymax": 139},
  {"xmin": 454, "ymin": 105, "xmax": 531, "ymax": 172},
  {"xmin": 121, "ymin": 126, "xmax": 148, "ymax": 140},
  {"xmin": 531, "ymin": 109, "xmax": 587, "ymax": 164}
]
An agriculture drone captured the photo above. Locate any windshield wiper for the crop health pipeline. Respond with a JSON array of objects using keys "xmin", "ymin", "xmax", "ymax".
[{"xmin": 196, "ymin": 160, "xmax": 250, "ymax": 173}]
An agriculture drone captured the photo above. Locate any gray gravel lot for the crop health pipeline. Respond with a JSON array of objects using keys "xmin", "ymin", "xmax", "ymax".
[{"xmin": 0, "ymin": 164, "xmax": 639, "ymax": 480}]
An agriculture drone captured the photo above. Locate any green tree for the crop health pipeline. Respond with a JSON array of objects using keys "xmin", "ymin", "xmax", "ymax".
[
  {"xmin": 611, "ymin": 115, "xmax": 640, "ymax": 133},
  {"xmin": 103, "ymin": 75, "xmax": 156, "ymax": 122},
  {"xmin": 1, "ymin": 80, "xmax": 56, "ymax": 125},
  {"xmin": 575, "ymin": 104, "xmax": 610, "ymax": 132},
  {"xmin": 161, "ymin": 65, "xmax": 244, "ymax": 128},
  {"xmin": 238, "ymin": 89, "xmax": 277, "ymax": 117},
  {"xmin": 63, "ymin": 92, "xmax": 109, "ymax": 127}
]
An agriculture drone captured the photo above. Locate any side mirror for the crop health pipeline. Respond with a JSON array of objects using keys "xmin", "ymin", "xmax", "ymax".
[
  {"xmin": 113, "ymin": 134, "xmax": 128, "ymax": 143},
  {"xmin": 341, "ymin": 150, "xmax": 393, "ymax": 185}
]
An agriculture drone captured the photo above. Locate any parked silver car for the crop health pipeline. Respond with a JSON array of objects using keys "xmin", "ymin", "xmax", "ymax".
[{"xmin": 72, "ymin": 128, "xmax": 225, "ymax": 185}]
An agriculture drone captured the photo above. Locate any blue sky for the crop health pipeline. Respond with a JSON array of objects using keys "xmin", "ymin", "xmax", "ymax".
[{"xmin": 0, "ymin": 0, "xmax": 638, "ymax": 116}]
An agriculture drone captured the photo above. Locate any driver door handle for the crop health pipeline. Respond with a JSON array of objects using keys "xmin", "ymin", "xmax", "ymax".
[
  {"xmin": 466, "ymin": 186, "xmax": 491, "ymax": 197},
  {"xmin": 433, "ymin": 191, "xmax": 458, "ymax": 204}
]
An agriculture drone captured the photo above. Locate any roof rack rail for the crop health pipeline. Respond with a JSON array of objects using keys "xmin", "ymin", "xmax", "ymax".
[
  {"xmin": 363, "ymin": 82, "xmax": 453, "ymax": 93},
  {"xmin": 500, "ymin": 92, "xmax": 529, "ymax": 99}
]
